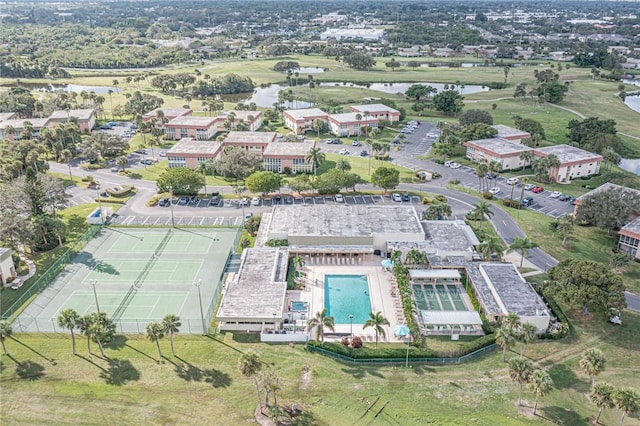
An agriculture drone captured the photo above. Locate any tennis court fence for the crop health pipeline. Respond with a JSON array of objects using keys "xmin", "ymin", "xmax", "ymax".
[{"xmin": 1, "ymin": 226, "xmax": 102, "ymax": 321}]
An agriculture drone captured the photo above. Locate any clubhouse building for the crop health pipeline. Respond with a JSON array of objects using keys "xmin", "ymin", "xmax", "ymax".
[{"xmin": 283, "ymin": 104, "xmax": 400, "ymax": 136}]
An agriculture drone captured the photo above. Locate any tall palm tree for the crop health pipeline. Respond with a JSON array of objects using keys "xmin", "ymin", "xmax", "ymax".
[
  {"xmin": 496, "ymin": 326, "xmax": 516, "ymax": 362},
  {"xmin": 580, "ymin": 348, "xmax": 606, "ymax": 384},
  {"xmin": 476, "ymin": 164, "xmax": 488, "ymax": 193},
  {"xmin": 509, "ymin": 237, "xmax": 539, "ymax": 268},
  {"xmin": 162, "ymin": 314, "xmax": 181, "ymax": 357},
  {"xmin": 238, "ymin": 351, "xmax": 263, "ymax": 410},
  {"xmin": 196, "ymin": 161, "xmax": 211, "ymax": 195},
  {"xmin": 612, "ymin": 388, "xmax": 639, "ymax": 426},
  {"xmin": 60, "ymin": 149, "xmax": 74, "ymax": 182},
  {"xmin": 472, "ymin": 200, "xmax": 494, "ymax": 230},
  {"xmin": 591, "ymin": 382, "xmax": 615, "ymax": 425},
  {"xmin": 520, "ymin": 151, "xmax": 534, "ymax": 170},
  {"xmin": 116, "ymin": 155, "xmax": 128, "ymax": 172},
  {"xmin": 0, "ymin": 320, "xmax": 13, "ymax": 355},
  {"xmin": 335, "ymin": 158, "xmax": 351, "ymax": 171},
  {"xmin": 57, "ymin": 309, "xmax": 80, "ymax": 355},
  {"xmin": 508, "ymin": 356, "xmax": 533, "ymax": 405},
  {"xmin": 307, "ymin": 308, "xmax": 335, "ymax": 343},
  {"xmin": 528, "ymin": 369, "xmax": 554, "ymax": 415},
  {"xmin": 304, "ymin": 146, "xmax": 325, "ymax": 176},
  {"xmin": 355, "ymin": 113, "xmax": 362, "ymax": 140},
  {"xmin": 363, "ymin": 311, "xmax": 390, "ymax": 349},
  {"xmin": 518, "ymin": 323, "xmax": 538, "ymax": 356},
  {"xmin": 554, "ymin": 215, "xmax": 574, "ymax": 248},
  {"xmin": 519, "ymin": 177, "xmax": 529, "ymax": 205},
  {"xmin": 78, "ymin": 315, "xmax": 93, "ymax": 353},
  {"xmin": 478, "ymin": 236, "xmax": 504, "ymax": 261},
  {"xmin": 146, "ymin": 321, "xmax": 165, "ymax": 358}
]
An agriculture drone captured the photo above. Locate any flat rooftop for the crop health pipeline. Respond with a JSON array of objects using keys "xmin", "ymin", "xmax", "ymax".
[
  {"xmin": 166, "ymin": 116, "xmax": 218, "ymax": 127},
  {"xmin": 166, "ymin": 138, "xmax": 222, "ymax": 155},
  {"xmin": 409, "ymin": 269, "xmax": 461, "ymax": 280},
  {"xmin": 576, "ymin": 182, "xmax": 640, "ymax": 202},
  {"xmin": 329, "ymin": 112, "xmax": 379, "ymax": 123},
  {"xmin": 492, "ymin": 124, "xmax": 531, "ymax": 138},
  {"xmin": 143, "ymin": 108, "xmax": 192, "ymax": 119},
  {"xmin": 224, "ymin": 131, "xmax": 277, "ymax": 144},
  {"xmin": 423, "ymin": 220, "xmax": 480, "ymax": 252},
  {"xmin": 284, "ymin": 108, "xmax": 328, "ymax": 119},
  {"xmin": 535, "ymin": 144, "xmax": 603, "ymax": 164},
  {"xmin": 620, "ymin": 216, "xmax": 640, "ymax": 235},
  {"xmin": 477, "ymin": 263, "xmax": 549, "ymax": 317},
  {"xmin": 263, "ymin": 141, "xmax": 313, "ymax": 156},
  {"xmin": 221, "ymin": 110, "xmax": 262, "ymax": 121},
  {"xmin": 217, "ymin": 248, "xmax": 288, "ymax": 319},
  {"xmin": 266, "ymin": 205, "xmax": 424, "ymax": 238},
  {"xmin": 49, "ymin": 109, "xmax": 94, "ymax": 120},
  {"xmin": 0, "ymin": 118, "xmax": 50, "ymax": 129},
  {"xmin": 350, "ymin": 104, "xmax": 399, "ymax": 113},
  {"xmin": 0, "ymin": 113, "xmax": 16, "ymax": 122},
  {"xmin": 464, "ymin": 138, "xmax": 531, "ymax": 155}
]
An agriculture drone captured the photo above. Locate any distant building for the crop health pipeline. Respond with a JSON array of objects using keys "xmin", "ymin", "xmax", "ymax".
[
  {"xmin": 533, "ymin": 145, "xmax": 603, "ymax": 183},
  {"xmin": 327, "ymin": 112, "xmax": 379, "ymax": 137},
  {"xmin": 283, "ymin": 108, "xmax": 329, "ymax": 135},
  {"xmin": 349, "ymin": 104, "xmax": 400, "ymax": 123},
  {"xmin": 0, "ymin": 118, "xmax": 51, "ymax": 140},
  {"xmin": 142, "ymin": 108, "xmax": 192, "ymax": 122},
  {"xmin": 222, "ymin": 131, "xmax": 277, "ymax": 154},
  {"xmin": 320, "ymin": 28, "xmax": 384, "ymax": 41},
  {"xmin": 48, "ymin": 109, "xmax": 96, "ymax": 133},
  {"xmin": 0, "ymin": 248, "xmax": 17, "ymax": 287},
  {"xmin": 166, "ymin": 138, "xmax": 223, "ymax": 168},
  {"xmin": 463, "ymin": 138, "xmax": 532, "ymax": 170},
  {"xmin": 164, "ymin": 116, "xmax": 220, "ymax": 141},
  {"xmin": 618, "ymin": 217, "xmax": 640, "ymax": 261},
  {"xmin": 491, "ymin": 125, "xmax": 531, "ymax": 142}
]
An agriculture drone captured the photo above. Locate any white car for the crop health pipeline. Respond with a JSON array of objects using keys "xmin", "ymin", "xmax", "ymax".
[
  {"xmin": 339, "ymin": 149, "xmax": 350, "ymax": 155},
  {"xmin": 334, "ymin": 194, "xmax": 344, "ymax": 203},
  {"xmin": 444, "ymin": 160, "xmax": 453, "ymax": 167},
  {"xmin": 240, "ymin": 197, "xmax": 249, "ymax": 205},
  {"xmin": 506, "ymin": 177, "xmax": 519, "ymax": 185},
  {"xmin": 489, "ymin": 187, "xmax": 502, "ymax": 195},
  {"xmin": 392, "ymin": 193, "xmax": 402, "ymax": 202},
  {"xmin": 251, "ymin": 196, "xmax": 260, "ymax": 206},
  {"xmin": 449, "ymin": 162, "xmax": 462, "ymax": 169},
  {"xmin": 159, "ymin": 150, "xmax": 167, "ymax": 157},
  {"xmin": 549, "ymin": 191, "xmax": 562, "ymax": 198}
]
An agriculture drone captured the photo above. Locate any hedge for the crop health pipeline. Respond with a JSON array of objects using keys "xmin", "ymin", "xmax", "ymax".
[{"xmin": 106, "ymin": 185, "xmax": 134, "ymax": 197}]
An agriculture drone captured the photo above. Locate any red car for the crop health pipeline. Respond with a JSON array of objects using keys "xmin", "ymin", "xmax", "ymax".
[{"xmin": 532, "ymin": 186, "xmax": 544, "ymax": 193}]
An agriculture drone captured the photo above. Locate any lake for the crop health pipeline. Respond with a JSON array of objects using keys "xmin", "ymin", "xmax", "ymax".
[{"xmin": 6, "ymin": 83, "xmax": 117, "ymax": 94}]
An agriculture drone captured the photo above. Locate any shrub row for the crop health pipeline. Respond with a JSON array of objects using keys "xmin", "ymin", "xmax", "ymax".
[
  {"xmin": 106, "ymin": 185, "xmax": 134, "ymax": 197},
  {"xmin": 94, "ymin": 198, "xmax": 127, "ymax": 205},
  {"xmin": 501, "ymin": 199, "xmax": 522, "ymax": 209}
]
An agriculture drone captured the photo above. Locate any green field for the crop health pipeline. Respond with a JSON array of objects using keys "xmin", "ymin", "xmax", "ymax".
[{"xmin": 1, "ymin": 306, "xmax": 639, "ymax": 425}]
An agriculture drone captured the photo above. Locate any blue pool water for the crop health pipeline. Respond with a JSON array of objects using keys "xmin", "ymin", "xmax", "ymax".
[{"xmin": 324, "ymin": 275, "xmax": 371, "ymax": 324}]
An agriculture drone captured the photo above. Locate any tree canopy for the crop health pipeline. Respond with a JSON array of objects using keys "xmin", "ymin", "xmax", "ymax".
[
  {"xmin": 214, "ymin": 148, "xmax": 263, "ymax": 182},
  {"xmin": 460, "ymin": 123, "xmax": 497, "ymax": 141},
  {"xmin": 432, "ymin": 90, "xmax": 464, "ymax": 116},
  {"xmin": 245, "ymin": 171, "xmax": 282, "ymax": 195},
  {"xmin": 458, "ymin": 109, "xmax": 493, "ymax": 126},
  {"xmin": 156, "ymin": 167, "xmax": 206, "ymax": 195},
  {"xmin": 371, "ymin": 167, "xmax": 400, "ymax": 192},
  {"xmin": 575, "ymin": 186, "xmax": 640, "ymax": 235}
]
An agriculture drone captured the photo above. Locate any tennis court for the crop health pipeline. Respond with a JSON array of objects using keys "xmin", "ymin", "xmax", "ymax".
[{"xmin": 14, "ymin": 227, "xmax": 239, "ymax": 334}]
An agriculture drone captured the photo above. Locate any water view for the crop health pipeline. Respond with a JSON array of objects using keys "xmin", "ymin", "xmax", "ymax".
[{"xmin": 8, "ymin": 83, "xmax": 118, "ymax": 94}]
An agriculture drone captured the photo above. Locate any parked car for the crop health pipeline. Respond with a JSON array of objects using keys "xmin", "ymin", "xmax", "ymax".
[
  {"xmin": 549, "ymin": 191, "xmax": 562, "ymax": 198},
  {"xmin": 209, "ymin": 196, "xmax": 220, "ymax": 206},
  {"xmin": 558, "ymin": 194, "xmax": 572, "ymax": 201},
  {"xmin": 178, "ymin": 196, "xmax": 189, "ymax": 205},
  {"xmin": 159, "ymin": 150, "xmax": 167, "ymax": 157},
  {"xmin": 486, "ymin": 172, "xmax": 498, "ymax": 179},
  {"xmin": 360, "ymin": 150, "xmax": 368, "ymax": 157},
  {"xmin": 244, "ymin": 212, "xmax": 253, "ymax": 221},
  {"xmin": 532, "ymin": 186, "xmax": 545, "ymax": 193},
  {"xmin": 251, "ymin": 196, "xmax": 261, "ymax": 206},
  {"xmin": 135, "ymin": 148, "xmax": 147, "ymax": 154},
  {"xmin": 140, "ymin": 159, "xmax": 154, "ymax": 165},
  {"xmin": 570, "ymin": 197, "xmax": 578, "ymax": 205},
  {"xmin": 284, "ymin": 195, "xmax": 293, "ymax": 204},
  {"xmin": 392, "ymin": 193, "xmax": 402, "ymax": 202},
  {"xmin": 189, "ymin": 196, "xmax": 200, "ymax": 206},
  {"xmin": 521, "ymin": 197, "xmax": 534, "ymax": 207},
  {"xmin": 444, "ymin": 160, "xmax": 453, "ymax": 167},
  {"xmin": 339, "ymin": 148, "xmax": 350, "ymax": 155},
  {"xmin": 110, "ymin": 167, "xmax": 120, "ymax": 172},
  {"xmin": 352, "ymin": 140, "xmax": 362, "ymax": 147},
  {"xmin": 334, "ymin": 194, "xmax": 344, "ymax": 203},
  {"xmin": 506, "ymin": 177, "xmax": 519, "ymax": 185},
  {"xmin": 402, "ymin": 193, "xmax": 410, "ymax": 202},
  {"xmin": 273, "ymin": 195, "xmax": 282, "ymax": 204},
  {"xmin": 449, "ymin": 162, "xmax": 461, "ymax": 169},
  {"xmin": 158, "ymin": 198, "xmax": 170, "ymax": 207},
  {"xmin": 524, "ymin": 183, "xmax": 536, "ymax": 191},
  {"xmin": 489, "ymin": 187, "xmax": 502, "ymax": 195},
  {"xmin": 240, "ymin": 197, "xmax": 249, "ymax": 206}
]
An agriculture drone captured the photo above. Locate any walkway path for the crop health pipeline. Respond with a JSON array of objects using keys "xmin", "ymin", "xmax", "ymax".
[{"xmin": 16, "ymin": 245, "xmax": 36, "ymax": 282}]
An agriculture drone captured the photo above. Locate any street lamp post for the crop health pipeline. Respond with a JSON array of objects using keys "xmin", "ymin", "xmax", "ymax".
[
  {"xmin": 349, "ymin": 314, "xmax": 354, "ymax": 340},
  {"xmin": 168, "ymin": 186, "xmax": 175, "ymax": 228},
  {"xmin": 90, "ymin": 279, "xmax": 100, "ymax": 313},
  {"xmin": 235, "ymin": 185, "xmax": 246, "ymax": 225},
  {"xmin": 96, "ymin": 187, "xmax": 104, "ymax": 226},
  {"xmin": 194, "ymin": 279, "xmax": 206, "ymax": 335}
]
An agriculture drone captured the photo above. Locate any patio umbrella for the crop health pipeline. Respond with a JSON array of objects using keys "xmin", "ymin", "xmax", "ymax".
[
  {"xmin": 381, "ymin": 259, "xmax": 394, "ymax": 269},
  {"xmin": 393, "ymin": 324, "xmax": 410, "ymax": 337}
]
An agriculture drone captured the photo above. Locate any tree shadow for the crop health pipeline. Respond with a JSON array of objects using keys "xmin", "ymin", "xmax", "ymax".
[
  {"xmin": 540, "ymin": 406, "xmax": 588, "ymax": 425},
  {"xmin": 15, "ymin": 360, "xmax": 45, "ymax": 381},
  {"xmin": 174, "ymin": 362, "xmax": 203, "ymax": 382},
  {"xmin": 127, "ymin": 173, "xmax": 142, "ymax": 180},
  {"xmin": 206, "ymin": 334, "xmax": 244, "ymax": 353},
  {"xmin": 173, "ymin": 356, "xmax": 232, "ymax": 388},
  {"xmin": 124, "ymin": 343, "xmax": 158, "ymax": 363},
  {"xmin": 9, "ymin": 337, "xmax": 55, "ymax": 364},
  {"xmin": 105, "ymin": 335, "xmax": 127, "ymax": 351},
  {"xmin": 203, "ymin": 368, "xmax": 231, "ymax": 388},
  {"xmin": 340, "ymin": 366, "xmax": 385, "ymax": 379},
  {"xmin": 99, "ymin": 359, "xmax": 140, "ymax": 386},
  {"xmin": 75, "ymin": 354, "xmax": 107, "ymax": 372},
  {"xmin": 547, "ymin": 363, "xmax": 588, "ymax": 393}
]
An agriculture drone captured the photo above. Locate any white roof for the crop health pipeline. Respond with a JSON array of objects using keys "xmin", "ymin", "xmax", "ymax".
[
  {"xmin": 420, "ymin": 311, "xmax": 483, "ymax": 325},
  {"xmin": 410, "ymin": 269, "xmax": 461, "ymax": 279}
]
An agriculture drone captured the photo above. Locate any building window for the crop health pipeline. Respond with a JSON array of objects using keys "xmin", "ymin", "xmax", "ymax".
[
  {"xmin": 180, "ymin": 128, "xmax": 188, "ymax": 138},
  {"xmin": 263, "ymin": 158, "xmax": 281, "ymax": 173},
  {"xmin": 196, "ymin": 129, "xmax": 208, "ymax": 140}
]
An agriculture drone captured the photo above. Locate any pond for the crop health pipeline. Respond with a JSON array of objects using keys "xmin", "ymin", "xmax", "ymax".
[
  {"xmin": 619, "ymin": 158, "xmax": 640, "ymax": 175},
  {"xmin": 294, "ymin": 67, "xmax": 326, "ymax": 74},
  {"xmin": 5, "ymin": 82, "xmax": 117, "ymax": 94},
  {"xmin": 318, "ymin": 81, "xmax": 489, "ymax": 95}
]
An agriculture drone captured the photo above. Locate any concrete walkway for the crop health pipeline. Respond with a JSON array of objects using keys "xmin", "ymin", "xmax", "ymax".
[{"xmin": 16, "ymin": 245, "xmax": 36, "ymax": 281}]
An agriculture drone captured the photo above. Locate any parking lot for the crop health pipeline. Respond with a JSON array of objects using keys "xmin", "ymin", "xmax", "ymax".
[{"xmin": 452, "ymin": 165, "xmax": 576, "ymax": 218}]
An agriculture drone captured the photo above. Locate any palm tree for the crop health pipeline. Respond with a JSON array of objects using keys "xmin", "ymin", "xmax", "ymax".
[
  {"xmin": 363, "ymin": 311, "xmax": 390, "ymax": 349},
  {"xmin": 472, "ymin": 201, "xmax": 494, "ymax": 230},
  {"xmin": 0, "ymin": 320, "xmax": 13, "ymax": 355},
  {"xmin": 528, "ymin": 369, "xmax": 554, "ymax": 415},
  {"xmin": 238, "ymin": 351, "xmax": 263, "ymax": 410},
  {"xmin": 116, "ymin": 155, "xmax": 128, "ymax": 172},
  {"xmin": 146, "ymin": 321, "xmax": 165, "ymax": 358},
  {"xmin": 304, "ymin": 146, "xmax": 325, "ymax": 176},
  {"xmin": 161, "ymin": 314, "xmax": 181, "ymax": 357},
  {"xmin": 502, "ymin": 313, "xmax": 521, "ymax": 333},
  {"xmin": 60, "ymin": 149, "xmax": 74, "ymax": 182},
  {"xmin": 612, "ymin": 387, "xmax": 639, "ymax": 426},
  {"xmin": 57, "ymin": 309, "xmax": 80, "ymax": 355},
  {"xmin": 307, "ymin": 308, "xmax": 335, "ymax": 343},
  {"xmin": 508, "ymin": 356, "xmax": 533, "ymax": 405},
  {"xmin": 591, "ymin": 382, "xmax": 615, "ymax": 424},
  {"xmin": 554, "ymin": 215, "xmax": 574, "ymax": 248},
  {"xmin": 520, "ymin": 151, "xmax": 534, "ymax": 170},
  {"xmin": 355, "ymin": 113, "xmax": 362, "ymax": 140},
  {"xmin": 509, "ymin": 237, "xmax": 539, "ymax": 268},
  {"xmin": 518, "ymin": 323, "xmax": 538, "ymax": 356},
  {"xmin": 519, "ymin": 177, "xmax": 529, "ymax": 205},
  {"xmin": 335, "ymin": 158, "xmax": 351, "ymax": 171},
  {"xmin": 78, "ymin": 315, "xmax": 93, "ymax": 353},
  {"xmin": 405, "ymin": 249, "xmax": 427, "ymax": 265},
  {"xmin": 478, "ymin": 236, "xmax": 504, "ymax": 261},
  {"xmin": 580, "ymin": 348, "xmax": 606, "ymax": 384},
  {"xmin": 496, "ymin": 326, "xmax": 516, "ymax": 362},
  {"xmin": 476, "ymin": 164, "xmax": 488, "ymax": 193},
  {"xmin": 312, "ymin": 119, "xmax": 324, "ymax": 138}
]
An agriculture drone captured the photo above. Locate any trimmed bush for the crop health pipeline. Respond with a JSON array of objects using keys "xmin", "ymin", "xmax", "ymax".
[
  {"xmin": 106, "ymin": 185, "xmax": 134, "ymax": 197},
  {"xmin": 482, "ymin": 192, "xmax": 493, "ymax": 200}
]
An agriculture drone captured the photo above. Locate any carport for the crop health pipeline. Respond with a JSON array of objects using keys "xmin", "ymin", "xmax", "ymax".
[{"xmin": 288, "ymin": 245, "xmax": 374, "ymax": 264}]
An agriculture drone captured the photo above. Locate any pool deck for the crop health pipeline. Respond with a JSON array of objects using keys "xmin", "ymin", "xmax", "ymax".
[{"xmin": 287, "ymin": 263, "xmax": 407, "ymax": 343}]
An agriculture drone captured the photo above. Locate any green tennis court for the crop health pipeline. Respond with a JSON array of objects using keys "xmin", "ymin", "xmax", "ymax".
[{"xmin": 15, "ymin": 227, "xmax": 240, "ymax": 333}]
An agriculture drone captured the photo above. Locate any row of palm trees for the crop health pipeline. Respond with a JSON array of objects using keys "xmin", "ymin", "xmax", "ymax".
[{"xmin": 308, "ymin": 309, "xmax": 390, "ymax": 349}]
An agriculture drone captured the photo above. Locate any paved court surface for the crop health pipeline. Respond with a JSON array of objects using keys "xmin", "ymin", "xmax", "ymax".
[{"xmin": 14, "ymin": 227, "xmax": 239, "ymax": 334}]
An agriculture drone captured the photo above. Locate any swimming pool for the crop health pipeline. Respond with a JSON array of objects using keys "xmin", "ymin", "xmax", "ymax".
[{"xmin": 324, "ymin": 275, "xmax": 371, "ymax": 324}]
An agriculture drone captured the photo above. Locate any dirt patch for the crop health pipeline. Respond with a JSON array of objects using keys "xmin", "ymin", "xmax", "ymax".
[
  {"xmin": 515, "ymin": 400, "xmax": 536, "ymax": 418},
  {"xmin": 300, "ymin": 364, "xmax": 312, "ymax": 390},
  {"xmin": 572, "ymin": 310, "xmax": 594, "ymax": 321}
]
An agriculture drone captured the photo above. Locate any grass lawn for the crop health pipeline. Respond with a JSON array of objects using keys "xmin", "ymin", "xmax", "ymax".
[
  {"xmin": 320, "ymin": 153, "xmax": 417, "ymax": 183},
  {"xmin": 1, "ymin": 307, "xmax": 639, "ymax": 425}
]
